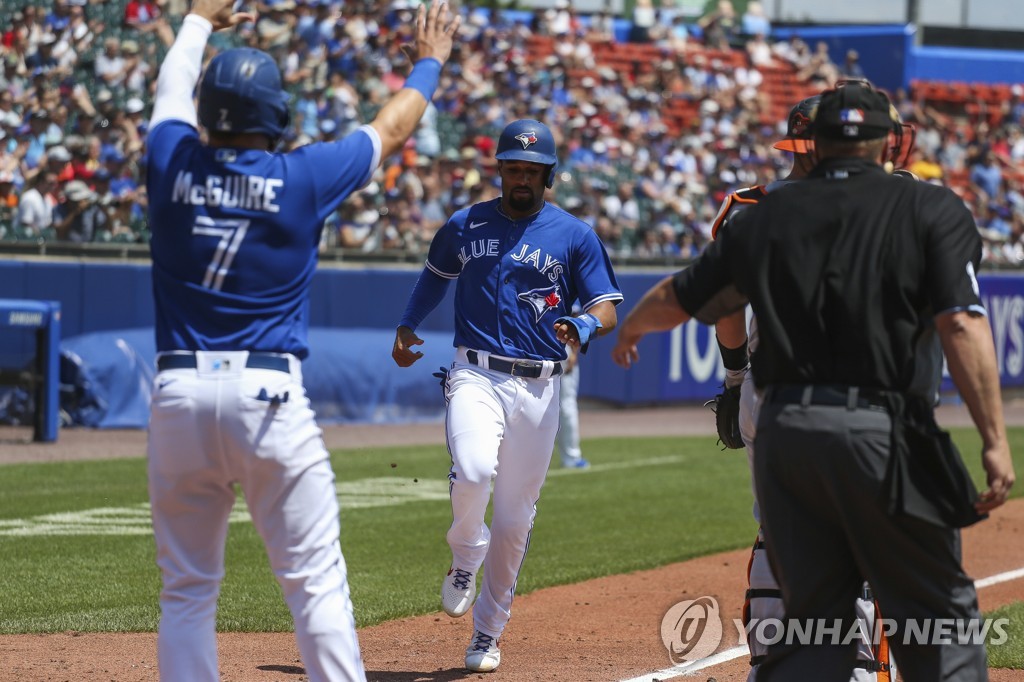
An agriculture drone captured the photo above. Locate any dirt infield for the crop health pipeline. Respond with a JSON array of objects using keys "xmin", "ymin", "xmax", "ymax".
[{"xmin": 2, "ymin": 402, "xmax": 1023, "ymax": 681}]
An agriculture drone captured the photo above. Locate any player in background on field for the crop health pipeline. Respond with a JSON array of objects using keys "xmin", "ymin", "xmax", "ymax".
[
  {"xmin": 712, "ymin": 95, "xmax": 896, "ymax": 681},
  {"xmin": 144, "ymin": 1, "xmax": 460, "ymax": 680},
  {"xmin": 392, "ymin": 119, "xmax": 622, "ymax": 672}
]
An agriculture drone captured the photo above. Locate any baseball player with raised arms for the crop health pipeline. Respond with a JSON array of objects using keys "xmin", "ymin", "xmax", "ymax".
[
  {"xmin": 709, "ymin": 94, "xmax": 901, "ymax": 681},
  {"xmin": 392, "ymin": 119, "xmax": 622, "ymax": 672},
  {"xmin": 144, "ymin": 1, "xmax": 459, "ymax": 680}
]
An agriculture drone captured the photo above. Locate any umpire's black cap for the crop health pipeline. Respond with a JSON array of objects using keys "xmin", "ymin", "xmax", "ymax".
[{"xmin": 812, "ymin": 80, "xmax": 895, "ymax": 141}]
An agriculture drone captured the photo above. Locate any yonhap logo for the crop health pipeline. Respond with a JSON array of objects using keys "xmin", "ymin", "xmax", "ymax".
[{"xmin": 660, "ymin": 596, "xmax": 723, "ymax": 664}]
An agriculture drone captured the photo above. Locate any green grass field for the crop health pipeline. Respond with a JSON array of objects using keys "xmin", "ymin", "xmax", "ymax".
[{"xmin": 1, "ymin": 429, "xmax": 1022, "ymax": 667}]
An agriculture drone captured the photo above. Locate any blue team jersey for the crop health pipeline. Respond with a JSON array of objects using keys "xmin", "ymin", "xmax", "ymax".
[
  {"xmin": 146, "ymin": 120, "xmax": 379, "ymax": 358},
  {"xmin": 425, "ymin": 198, "xmax": 622, "ymax": 361}
]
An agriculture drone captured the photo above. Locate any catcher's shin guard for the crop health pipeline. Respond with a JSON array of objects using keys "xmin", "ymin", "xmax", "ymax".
[
  {"xmin": 852, "ymin": 585, "xmax": 896, "ymax": 682},
  {"xmin": 744, "ymin": 527, "xmax": 784, "ymax": 673},
  {"xmin": 743, "ymin": 537, "xmax": 896, "ymax": 682}
]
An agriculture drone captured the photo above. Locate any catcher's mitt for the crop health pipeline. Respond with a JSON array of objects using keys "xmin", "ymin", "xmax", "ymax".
[{"xmin": 705, "ymin": 385, "xmax": 744, "ymax": 450}]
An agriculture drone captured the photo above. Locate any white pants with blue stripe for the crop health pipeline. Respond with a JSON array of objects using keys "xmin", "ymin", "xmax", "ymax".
[{"xmin": 442, "ymin": 358, "xmax": 560, "ymax": 639}]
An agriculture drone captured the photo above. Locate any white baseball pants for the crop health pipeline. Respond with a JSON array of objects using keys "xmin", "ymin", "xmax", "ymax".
[
  {"xmin": 442, "ymin": 354, "xmax": 560, "ymax": 639},
  {"xmin": 147, "ymin": 351, "xmax": 365, "ymax": 682}
]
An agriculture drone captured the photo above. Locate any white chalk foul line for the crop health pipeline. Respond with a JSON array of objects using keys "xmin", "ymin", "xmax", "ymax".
[
  {"xmin": 618, "ymin": 645, "xmax": 749, "ymax": 682},
  {"xmin": 975, "ymin": 566, "xmax": 1024, "ymax": 589},
  {"xmin": 619, "ymin": 565, "xmax": 1024, "ymax": 682}
]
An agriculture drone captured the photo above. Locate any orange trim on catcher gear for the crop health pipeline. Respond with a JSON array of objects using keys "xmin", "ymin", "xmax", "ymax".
[
  {"xmin": 874, "ymin": 599, "xmax": 893, "ymax": 682},
  {"xmin": 772, "ymin": 138, "xmax": 814, "ymax": 154},
  {"xmin": 710, "ymin": 185, "xmax": 767, "ymax": 239}
]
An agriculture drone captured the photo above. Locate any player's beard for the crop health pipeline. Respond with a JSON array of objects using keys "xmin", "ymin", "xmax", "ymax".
[{"xmin": 508, "ymin": 186, "xmax": 538, "ymax": 213}]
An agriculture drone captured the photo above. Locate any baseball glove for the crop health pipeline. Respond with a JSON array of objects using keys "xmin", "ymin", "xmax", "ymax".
[{"xmin": 706, "ymin": 385, "xmax": 744, "ymax": 450}]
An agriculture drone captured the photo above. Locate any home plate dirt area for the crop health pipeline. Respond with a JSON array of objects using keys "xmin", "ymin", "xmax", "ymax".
[{"xmin": 1, "ymin": 403, "xmax": 1023, "ymax": 682}]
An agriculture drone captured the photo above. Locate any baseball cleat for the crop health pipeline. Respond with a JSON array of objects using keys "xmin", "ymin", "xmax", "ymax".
[
  {"xmin": 561, "ymin": 457, "xmax": 590, "ymax": 469},
  {"xmin": 441, "ymin": 566, "xmax": 476, "ymax": 617},
  {"xmin": 465, "ymin": 630, "xmax": 501, "ymax": 672}
]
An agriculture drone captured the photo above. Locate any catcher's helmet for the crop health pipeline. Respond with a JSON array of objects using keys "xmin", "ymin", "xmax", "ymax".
[
  {"xmin": 198, "ymin": 48, "xmax": 290, "ymax": 144},
  {"xmin": 773, "ymin": 95, "xmax": 820, "ymax": 154},
  {"xmin": 495, "ymin": 119, "xmax": 558, "ymax": 187}
]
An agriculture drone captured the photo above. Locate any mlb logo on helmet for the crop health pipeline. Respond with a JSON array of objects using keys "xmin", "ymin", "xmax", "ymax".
[
  {"xmin": 514, "ymin": 131, "xmax": 538, "ymax": 149},
  {"xmin": 839, "ymin": 109, "xmax": 865, "ymax": 123}
]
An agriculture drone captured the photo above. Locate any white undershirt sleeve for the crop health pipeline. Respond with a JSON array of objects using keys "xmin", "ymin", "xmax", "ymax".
[{"xmin": 149, "ymin": 14, "xmax": 213, "ymax": 130}]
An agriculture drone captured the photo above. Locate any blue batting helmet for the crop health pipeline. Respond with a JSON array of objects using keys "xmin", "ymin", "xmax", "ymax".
[
  {"xmin": 198, "ymin": 48, "xmax": 290, "ymax": 144},
  {"xmin": 495, "ymin": 119, "xmax": 558, "ymax": 187}
]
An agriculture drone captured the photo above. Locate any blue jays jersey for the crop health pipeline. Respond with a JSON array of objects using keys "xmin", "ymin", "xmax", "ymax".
[
  {"xmin": 425, "ymin": 198, "xmax": 622, "ymax": 360},
  {"xmin": 146, "ymin": 121, "xmax": 379, "ymax": 358}
]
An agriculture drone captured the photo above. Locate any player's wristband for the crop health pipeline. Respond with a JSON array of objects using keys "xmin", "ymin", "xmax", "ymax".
[
  {"xmin": 717, "ymin": 337, "xmax": 748, "ymax": 371},
  {"xmin": 556, "ymin": 313, "xmax": 602, "ymax": 351},
  {"xmin": 403, "ymin": 58, "xmax": 442, "ymax": 102}
]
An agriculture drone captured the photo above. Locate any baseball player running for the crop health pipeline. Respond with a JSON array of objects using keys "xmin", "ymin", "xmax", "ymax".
[
  {"xmin": 392, "ymin": 119, "xmax": 622, "ymax": 672},
  {"xmin": 144, "ymin": 1, "xmax": 459, "ymax": 680},
  {"xmin": 708, "ymin": 95, "xmax": 897, "ymax": 681}
]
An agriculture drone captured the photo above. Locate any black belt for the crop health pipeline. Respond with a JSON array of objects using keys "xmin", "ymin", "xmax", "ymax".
[
  {"xmin": 157, "ymin": 352, "xmax": 291, "ymax": 373},
  {"xmin": 766, "ymin": 384, "xmax": 890, "ymax": 411},
  {"xmin": 466, "ymin": 349, "xmax": 563, "ymax": 378}
]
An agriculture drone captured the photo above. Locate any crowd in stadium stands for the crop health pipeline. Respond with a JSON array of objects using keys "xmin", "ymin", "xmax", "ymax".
[{"xmin": 0, "ymin": 0, "xmax": 1023, "ymax": 265}]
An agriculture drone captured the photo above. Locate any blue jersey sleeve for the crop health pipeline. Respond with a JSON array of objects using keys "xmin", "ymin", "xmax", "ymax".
[
  {"xmin": 146, "ymin": 120, "xmax": 200, "ymax": 191},
  {"xmin": 572, "ymin": 227, "xmax": 623, "ymax": 310},
  {"xmin": 424, "ymin": 215, "xmax": 466, "ymax": 278},
  {"xmin": 291, "ymin": 125, "xmax": 380, "ymax": 223}
]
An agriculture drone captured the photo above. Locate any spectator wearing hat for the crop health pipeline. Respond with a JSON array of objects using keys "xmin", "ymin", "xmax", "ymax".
[
  {"xmin": 93, "ymin": 88, "xmax": 117, "ymax": 119},
  {"xmin": 60, "ymin": 135, "xmax": 86, "ymax": 177},
  {"xmin": 123, "ymin": 97, "xmax": 149, "ymax": 137},
  {"xmin": 120, "ymin": 40, "xmax": 151, "ymax": 93},
  {"xmin": 106, "ymin": 152, "xmax": 137, "ymax": 198},
  {"xmin": 257, "ymin": 1, "xmax": 297, "ymax": 50},
  {"xmin": 25, "ymin": 32, "xmax": 61, "ymax": 75},
  {"xmin": 45, "ymin": 143, "xmax": 74, "ymax": 182},
  {"xmin": 336, "ymin": 192, "xmax": 380, "ymax": 250},
  {"xmin": 91, "ymin": 167, "xmax": 114, "ymax": 203},
  {"xmin": 54, "ymin": 178, "xmax": 106, "ymax": 242}
]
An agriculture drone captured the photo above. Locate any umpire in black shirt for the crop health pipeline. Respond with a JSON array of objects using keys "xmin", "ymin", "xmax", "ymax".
[{"xmin": 612, "ymin": 81, "xmax": 1014, "ymax": 681}]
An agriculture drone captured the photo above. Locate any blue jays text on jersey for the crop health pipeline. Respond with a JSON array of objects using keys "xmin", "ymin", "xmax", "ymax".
[
  {"xmin": 425, "ymin": 197, "xmax": 621, "ymax": 361},
  {"xmin": 457, "ymin": 240, "xmax": 565, "ymax": 283}
]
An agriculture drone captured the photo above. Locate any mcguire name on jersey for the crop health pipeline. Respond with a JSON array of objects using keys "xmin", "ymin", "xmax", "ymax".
[{"xmin": 171, "ymin": 170, "xmax": 284, "ymax": 212}]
